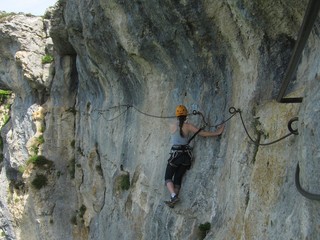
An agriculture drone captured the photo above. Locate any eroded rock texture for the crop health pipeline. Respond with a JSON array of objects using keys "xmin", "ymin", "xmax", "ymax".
[{"xmin": 0, "ymin": 0, "xmax": 319, "ymax": 239}]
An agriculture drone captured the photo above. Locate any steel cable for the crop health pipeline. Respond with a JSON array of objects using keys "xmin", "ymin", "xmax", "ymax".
[{"xmin": 74, "ymin": 104, "xmax": 298, "ymax": 146}]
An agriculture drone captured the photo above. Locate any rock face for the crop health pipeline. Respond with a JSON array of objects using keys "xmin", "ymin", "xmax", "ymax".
[{"xmin": 0, "ymin": 1, "xmax": 319, "ymax": 239}]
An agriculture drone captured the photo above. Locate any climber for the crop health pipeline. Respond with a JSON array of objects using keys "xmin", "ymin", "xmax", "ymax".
[{"xmin": 164, "ymin": 105, "xmax": 225, "ymax": 207}]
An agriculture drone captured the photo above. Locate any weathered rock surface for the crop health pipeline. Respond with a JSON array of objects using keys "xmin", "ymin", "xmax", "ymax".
[{"xmin": 0, "ymin": 0, "xmax": 319, "ymax": 239}]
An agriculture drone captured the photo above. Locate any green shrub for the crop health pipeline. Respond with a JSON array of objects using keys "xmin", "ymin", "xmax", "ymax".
[
  {"xmin": 29, "ymin": 135, "xmax": 45, "ymax": 156},
  {"xmin": 18, "ymin": 165, "xmax": 25, "ymax": 174},
  {"xmin": 0, "ymin": 89, "xmax": 12, "ymax": 95},
  {"xmin": 5, "ymin": 103, "xmax": 11, "ymax": 110},
  {"xmin": 30, "ymin": 145, "xmax": 39, "ymax": 155},
  {"xmin": 39, "ymin": 125, "xmax": 46, "ymax": 133},
  {"xmin": 0, "ymin": 89, "xmax": 12, "ymax": 104},
  {"xmin": 70, "ymin": 140, "xmax": 75, "ymax": 148},
  {"xmin": 31, "ymin": 174, "xmax": 48, "ymax": 189},
  {"xmin": 115, "ymin": 172, "xmax": 131, "ymax": 192},
  {"xmin": 70, "ymin": 215, "xmax": 77, "ymax": 225},
  {"xmin": 79, "ymin": 204, "xmax": 86, "ymax": 218},
  {"xmin": 198, "ymin": 222, "xmax": 211, "ymax": 239},
  {"xmin": 120, "ymin": 174, "xmax": 130, "ymax": 190},
  {"xmin": 36, "ymin": 135, "xmax": 45, "ymax": 145},
  {"xmin": 2, "ymin": 115, "xmax": 10, "ymax": 126},
  {"xmin": 68, "ymin": 158, "xmax": 75, "ymax": 179},
  {"xmin": 43, "ymin": 11, "xmax": 51, "ymax": 20},
  {"xmin": 27, "ymin": 155, "xmax": 53, "ymax": 168},
  {"xmin": 0, "ymin": 12, "xmax": 16, "ymax": 22},
  {"xmin": 41, "ymin": 54, "xmax": 54, "ymax": 64}
]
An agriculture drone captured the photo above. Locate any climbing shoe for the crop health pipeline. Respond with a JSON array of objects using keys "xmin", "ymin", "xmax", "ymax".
[
  {"xmin": 170, "ymin": 195, "xmax": 180, "ymax": 204},
  {"xmin": 164, "ymin": 195, "xmax": 180, "ymax": 208}
]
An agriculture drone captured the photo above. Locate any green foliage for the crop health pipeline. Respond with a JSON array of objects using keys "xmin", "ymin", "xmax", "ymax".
[
  {"xmin": 31, "ymin": 174, "xmax": 48, "ymax": 189},
  {"xmin": 71, "ymin": 204, "xmax": 87, "ymax": 226},
  {"xmin": 198, "ymin": 222, "xmax": 211, "ymax": 239},
  {"xmin": 41, "ymin": 54, "xmax": 54, "ymax": 64},
  {"xmin": 0, "ymin": 89, "xmax": 12, "ymax": 106},
  {"xmin": 9, "ymin": 179, "xmax": 25, "ymax": 193},
  {"xmin": 2, "ymin": 115, "xmax": 10, "ymax": 126},
  {"xmin": 30, "ymin": 145, "xmax": 39, "ymax": 155},
  {"xmin": 39, "ymin": 125, "xmax": 46, "ymax": 133},
  {"xmin": 79, "ymin": 204, "xmax": 86, "ymax": 218},
  {"xmin": 18, "ymin": 165, "xmax": 25, "ymax": 174},
  {"xmin": 43, "ymin": 11, "xmax": 51, "ymax": 20},
  {"xmin": 70, "ymin": 215, "xmax": 77, "ymax": 225},
  {"xmin": 29, "ymin": 135, "xmax": 45, "ymax": 155},
  {"xmin": 0, "ymin": 89, "xmax": 12, "ymax": 132},
  {"xmin": 0, "ymin": 89, "xmax": 12, "ymax": 95},
  {"xmin": 0, "ymin": 12, "xmax": 16, "ymax": 22},
  {"xmin": 199, "ymin": 222, "xmax": 211, "ymax": 231},
  {"xmin": 5, "ymin": 103, "xmax": 11, "ymax": 110},
  {"xmin": 36, "ymin": 135, "xmax": 45, "ymax": 145},
  {"xmin": 120, "ymin": 174, "xmax": 130, "ymax": 190},
  {"xmin": 70, "ymin": 140, "xmax": 75, "ymax": 148},
  {"xmin": 115, "ymin": 172, "xmax": 131, "ymax": 192},
  {"xmin": 27, "ymin": 155, "xmax": 53, "ymax": 169},
  {"xmin": 68, "ymin": 158, "xmax": 75, "ymax": 179}
]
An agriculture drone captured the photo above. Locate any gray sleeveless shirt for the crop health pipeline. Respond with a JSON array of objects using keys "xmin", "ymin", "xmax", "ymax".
[{"xmin": 171, "ymin": 124, "xmax": 189, "ymax": 145}]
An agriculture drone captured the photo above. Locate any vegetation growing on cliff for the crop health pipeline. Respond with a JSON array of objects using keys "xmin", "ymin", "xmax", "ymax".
[
  {"xmin": 27, "ymin": 155, "xmax": 53, "ymax": 169},
  {"xmin": 0, "ymin": 89, "xmax": 12, "ymax": 164},
  {"xmin": 0, "ymin": 12, "xmax": 16, "ymax": 22},
  {"xmin": 0, "ymin": 11, "xmax": 33, "ymax": 22},
  {"xmin": 198, "ymin": 222, "xmax": 211, "ymax": 239},
  {"xmin": 41, "ymin": 54, "xmax": 54, "ymax": 64},
  {"xmin": 31, "ymin": 174, "xmax": 48, "ymax": 189},
  {"xmin": 0, "ymin": 89, "xmax": 12, "ymax": 126}
]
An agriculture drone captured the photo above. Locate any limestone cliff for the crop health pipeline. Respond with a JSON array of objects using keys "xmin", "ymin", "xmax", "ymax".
[{"xmin": 0, "ymin": 0, "xmax": 319, "ymax": 239}]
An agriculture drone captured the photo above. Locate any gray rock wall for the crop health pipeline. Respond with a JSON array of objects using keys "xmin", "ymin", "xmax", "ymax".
[{"xmin": 0, "ymin": 0, "xmax": 319, "ymax": 239}]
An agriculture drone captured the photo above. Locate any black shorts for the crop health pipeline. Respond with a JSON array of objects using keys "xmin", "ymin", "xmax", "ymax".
[{"xmin": 164, "ymin": 152, "xmax": 192, "ymax": 186}]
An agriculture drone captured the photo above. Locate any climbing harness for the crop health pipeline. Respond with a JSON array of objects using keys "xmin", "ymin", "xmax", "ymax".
[
  {"xmin": 168, "ymin": 145, "xmax": 193, "ymax": 168},
  {"xmin": 295, "ymin": 163, "xmax": 320, "ymax": 201}
]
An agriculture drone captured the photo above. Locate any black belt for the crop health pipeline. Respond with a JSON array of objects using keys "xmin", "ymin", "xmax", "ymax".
[{"xmin": 171, "ymin": 144, "xmax": 192, "ymax": 151}]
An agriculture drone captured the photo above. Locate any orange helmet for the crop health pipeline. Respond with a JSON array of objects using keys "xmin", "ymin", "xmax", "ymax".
[{"xmin": 175, "ymin": 105, "xmax": 188, "ymax": 117}]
